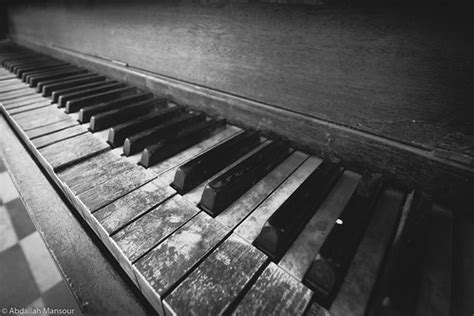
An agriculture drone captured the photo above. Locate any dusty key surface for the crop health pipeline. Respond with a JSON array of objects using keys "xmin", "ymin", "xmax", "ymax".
[{"xmin": 165, "ymin": 234, "xmax": 267, "ymax": 315}]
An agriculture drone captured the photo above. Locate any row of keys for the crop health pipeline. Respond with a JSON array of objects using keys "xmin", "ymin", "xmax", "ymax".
[
  {"xmin": 0, "ymin": 48, "xmax": 453, "ymax": 316},
  {"xmin": 1, "ymin": 53, "xmax": 381, "ymax": 309},
  {"xmin": 3, "ymin": 55, "xmax": 229, "ymax": 171}
]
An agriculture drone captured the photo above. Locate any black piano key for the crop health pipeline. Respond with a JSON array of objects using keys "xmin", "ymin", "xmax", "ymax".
[
  {"xmin": 302, "ymin": 172, "xmax": 383, "ymax": 308},
  {"xmin": 199, "ymin": 141, "xmax": 291, "ymax": 216},
  {"xmin": 2, "ymin": 55, "xmax": 36, "ymax": 68},
  {"xmin": 37, "ymin": 72, "xmax": 96, "ymax": 93},
  {"xmin": 9, "ymin": 57, "xmax": 51, "ymax": 69},
  {"xmin": 140, "ymin": 119, "xmax": 226, "ymax": 168},
  {"xmin": 34, "ymin": 72, "xmax": 91, "ymax": 94},
  {"xmin": 370, "ymin": 192, "xmax": 431, "ymax": 316},
  {"xmin": 89, "ymin": 98, "xmax": 168, "ymax": 133},
  {"xmin": 42, "ymin": 74, "xmax": 105, "ymax": 97},
  {"xmin": 107, "ymin": 105, "xmax": 186, "ymax": 147},
  {"xmin": 14, "ymin": 58, "xmax": 61, "ymax": 71},
  {"xmin": 29, "ymin": 67, "xmax": 87, "ymax": 87},
  {"xmin": 172, "ymin": 130, "xmax": 261, "ymax": 194},
  {"xmin": 22, "ymin": 64, "xmax": 75, "ymax": 82},
  {"xmin": 56, "ymin": 81, "xmax": 123, "ymax": 107},
  {"xmin": 65, "ymin": 86, "xmax": 136, "ymax": 113},
  {"xmin": 253, "ymin": 158, "xmax": 343, "ymax": 262},
  {"xmin": 51, "ymin": 80, "xmax": 116, "ymax": 105},
  {"xmin": 78, "ymin": 92, "xmax": 153, "ymax": 123},
  {"xmin": 122, "ymin": 111, "xmax": 204, "ymax": 156},
  {"xmin": 21, "ymin": 66, "xmax": 72, "ymax": 83},
  {"xmin": 5, "ymin": 56, "xmax": 49, "ymax": 70},
  {"xmin": 23, "ymin": 64, "xmax": 76, "ymax": 78},
  {"xmin": 15, "ymin": 60, "xmax": 65, "ymax": 76},
  {"xmin": 25, "ymin": 66, "xmax": 83, "ymax": 86}
]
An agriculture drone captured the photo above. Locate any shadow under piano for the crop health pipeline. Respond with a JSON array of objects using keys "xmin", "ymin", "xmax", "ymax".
[{"xmin": 0, "ymin": 1, "xmax": 472, "ymax": 315}]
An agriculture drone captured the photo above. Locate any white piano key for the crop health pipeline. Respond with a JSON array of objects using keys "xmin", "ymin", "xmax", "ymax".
[
  {"xmin": 279, "ymin": 170, "xmax": 360, "ymax": 280},
  {"xmin": 215, "ymin": 151, "xmax": 308, "ymax": 230},
  {"xmin": 234, "ymin": 156, "xmax": 322, "ymax": 244}
]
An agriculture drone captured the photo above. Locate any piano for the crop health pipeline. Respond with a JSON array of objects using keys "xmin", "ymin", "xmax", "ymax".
[{"xmin": 0, "ymin": 1, "xmax": 472, "ymax": 315}]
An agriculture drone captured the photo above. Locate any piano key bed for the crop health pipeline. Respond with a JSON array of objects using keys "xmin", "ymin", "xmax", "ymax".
[{"xmin": 0, "ymin": 46, "xmax": 453, "ymax": 315}]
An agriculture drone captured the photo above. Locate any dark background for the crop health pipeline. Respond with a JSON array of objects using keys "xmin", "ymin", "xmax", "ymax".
[{"xmin": 0, "ymin": 6, "xmax": 7, "ymax": 39}]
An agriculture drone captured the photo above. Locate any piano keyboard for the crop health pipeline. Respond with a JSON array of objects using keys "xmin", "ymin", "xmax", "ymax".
[{"xmin": 0, "ymin": 45, "xmax": 453, "ymax": 316}]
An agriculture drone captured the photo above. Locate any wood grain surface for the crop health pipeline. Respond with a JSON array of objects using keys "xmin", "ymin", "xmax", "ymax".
[
  {"xmin": 12, "ymin": 106, "xmax": 71, "ymax": 131},
  {"xmin": 94, "ymin": 179, "xmax": 176, "ymax": 235},
  {"xmin": 31, "ymin": 124, "xmax": 87, "ymax": 148},
  {"xmin": 76, "ymin": 163, "xmax": 155, "ymax": 212},
  {"xmin": 113, "ymin": 195, "xmax": 200, "ymax": 262},
  {"xmin": 7, "ymin": 99, "xmax": 51, "ymax": 115},
  {"xmin": 164, "ymin": 234, "xmax": 268, "ymax": 315},
  {"xmin": 7, "ymin": 3, "xmax": 473, "ymax": 156},
  {"xmin": 135, "ymin": 212, "xmax": 228, "ymax": 296},
  {"xmin": 38, "ymin": 132, "xmax": 110, "ymax": 171},
  {"xmin": 233, "ymin": 262, "xmax": 314, "ymax": 315},
  {"xmin": 25, "ymin": 116, "xmax": 79, "ymax": 139},
  {"xmin": 60, "ymin": 152, "xmax": 139, "ymax": 195},
  {"xmin": 3, "ymin": 95, "xmax": 48, "ymax": 109},
  {"xmin": 58, "ymin": 151, "xmax": 124, "ymax": 193}
]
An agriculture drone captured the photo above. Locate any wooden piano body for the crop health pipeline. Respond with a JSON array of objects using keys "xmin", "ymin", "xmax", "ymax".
[{"xmin": 0, "ymin": 1, "xmax": 472, "ymax": 315}]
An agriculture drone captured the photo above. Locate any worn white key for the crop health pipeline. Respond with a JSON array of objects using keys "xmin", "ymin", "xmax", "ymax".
[
  {"xmin": 279, "ymin": 170, "xmax": 360, "ymax": 280},
  {"xmin": 235, "ymin": 156, "xmax": 322, "ymax": 243},
  {"xmin": 216, "ymin": 151, "xmax": 308, "ymax": 230}
]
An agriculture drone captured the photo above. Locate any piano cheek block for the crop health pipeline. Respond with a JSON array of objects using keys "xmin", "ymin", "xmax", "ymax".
[{"xmin": 303, "ymin": 257, "xmax": 335, "ymax": 307}]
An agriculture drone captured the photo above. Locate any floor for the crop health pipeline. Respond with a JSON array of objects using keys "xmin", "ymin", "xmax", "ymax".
[{"xmin": 0, "ymin": 157, "xmax": 82, "ymax": 315}]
